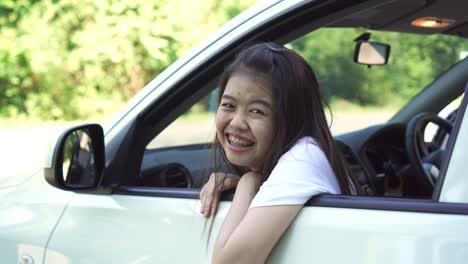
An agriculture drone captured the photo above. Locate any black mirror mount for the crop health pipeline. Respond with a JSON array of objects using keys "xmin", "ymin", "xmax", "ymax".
[
  {"xmin": 353, "ymin": 33, "xmax": 390, "ymax": 66},
  {"xmin": 44, "ymin": 124, "xmax": 105, "ymax": 191}
]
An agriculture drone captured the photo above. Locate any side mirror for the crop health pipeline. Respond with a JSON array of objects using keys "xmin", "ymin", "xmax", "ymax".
[
  {"xmin": 44, "ymin": 124, "xmax": 105, "ymax": 190},
  {"xmin": 354, "ymin": 41, "xmax": 390, "ymax": 65}
]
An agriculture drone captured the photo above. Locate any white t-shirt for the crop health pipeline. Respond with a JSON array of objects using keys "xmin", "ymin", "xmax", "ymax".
[{"xmin": 250, "ymin": 137, "xmax": 340, "ymax": 208}]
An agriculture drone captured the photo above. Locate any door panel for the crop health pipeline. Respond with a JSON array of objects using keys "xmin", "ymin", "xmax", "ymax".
[
  {"xmin": 45, "ymin": 193, "xmax": 468, "ymax": 263},
  {"xmin": 270, "ymin": 207, "xmax": 468, "ymax": 264},
  {"xmin": 44, "ymin": 194, "xmax": 212, "ymax": 263}
]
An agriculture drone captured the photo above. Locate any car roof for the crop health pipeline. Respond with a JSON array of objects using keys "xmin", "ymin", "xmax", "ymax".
[{"xmin": 329, "ymin": 0, "xmax": 468, "ymax": 39}]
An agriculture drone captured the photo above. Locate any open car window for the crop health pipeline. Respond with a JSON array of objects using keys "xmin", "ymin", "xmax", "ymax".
[
  {"xmin": 146, "ymin": 91, "xmax": 217, "ymax": 149},
  {"xmin": 138, "ymin": 27, "xmax": 467, "ymax": 197}
]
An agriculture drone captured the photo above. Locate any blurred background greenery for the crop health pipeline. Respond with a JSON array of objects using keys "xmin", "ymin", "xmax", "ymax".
[
  {"xmin": 0, "ymin": 0, "xmax": 256, "ymax": 121},
  {"xmin": 0, "ymin": 0, "xmax": 467, "ymax": 122}
]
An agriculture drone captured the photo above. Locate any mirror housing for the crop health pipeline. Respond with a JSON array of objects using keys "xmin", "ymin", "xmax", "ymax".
[
  {"xmin": 354, "ymin": 41, "xmax": 390, "ymax": 65},
  {"xmin": 44, "ymin": 124, "xmax": 105, "ymax": 190}
]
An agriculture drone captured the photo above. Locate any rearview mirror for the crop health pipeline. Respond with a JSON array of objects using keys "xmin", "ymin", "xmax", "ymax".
[
  {"xmin": 44, "ymin": 124, "xmax": 105, "ymax": 190},
  {"xmin": 354, "ymin": 41, "xmax": 390, "ymax": 65}
]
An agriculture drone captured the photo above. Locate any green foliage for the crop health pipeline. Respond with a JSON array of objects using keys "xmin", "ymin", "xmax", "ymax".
[{"xmin": 0, "ymin": 0, "xmax": 256, "ymax": 120}]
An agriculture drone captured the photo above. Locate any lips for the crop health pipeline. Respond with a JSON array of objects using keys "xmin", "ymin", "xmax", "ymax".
[{"xmin": 226, "ymin": 133, "xmax": 254, "ymax": 148}]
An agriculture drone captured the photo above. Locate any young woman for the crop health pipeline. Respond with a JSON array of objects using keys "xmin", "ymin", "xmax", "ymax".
[{"xmin": 199, "ymin": 42, "xmax": 359, "ymax": 264}]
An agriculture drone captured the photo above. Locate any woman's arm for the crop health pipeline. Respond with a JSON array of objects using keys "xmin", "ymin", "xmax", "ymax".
[
  {"xmin": 212, "ymin": 172, "xmax": 302, "ymax": 264},
  {"xmin": 200, "ymin": 173, "xmax": 240, "ymax": 218}
]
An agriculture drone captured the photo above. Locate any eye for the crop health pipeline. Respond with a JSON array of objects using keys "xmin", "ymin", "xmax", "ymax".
[
  {"xmin": 250, "ymin": 109, "xmax": 265, "ymax": 115},
  {"xmin": 220, "ymin": 103, "xmax": 234, "ymax": 109}
]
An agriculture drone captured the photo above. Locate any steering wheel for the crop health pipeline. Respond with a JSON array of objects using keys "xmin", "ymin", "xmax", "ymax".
[{"xmin": 405, "ymin": 113, "xmax": 452, "ymax": 187}]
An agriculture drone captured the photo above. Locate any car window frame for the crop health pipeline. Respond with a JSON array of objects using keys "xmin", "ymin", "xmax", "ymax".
[
  {"xmin": 112, "ymin": 66, "xmax": 468, "ymax": 217},
  {"xmin": 434, "ymin": 82, "xmax": 468, "ymax": 202}
]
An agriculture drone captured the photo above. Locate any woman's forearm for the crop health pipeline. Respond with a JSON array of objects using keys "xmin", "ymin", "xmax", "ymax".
[{"xmin": 212, "ymin": 172, "xmax": 259, "ymax": 263}]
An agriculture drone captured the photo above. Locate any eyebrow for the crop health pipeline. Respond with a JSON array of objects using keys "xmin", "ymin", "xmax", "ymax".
[{"xmin": 222, "ymin": 94, "xmax": 272, "ymax": 109}]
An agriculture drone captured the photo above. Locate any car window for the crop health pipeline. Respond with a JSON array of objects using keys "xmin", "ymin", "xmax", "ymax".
[
  {"xmin": 146, "ymin": 91, "xmax": 217, "ymax": 149},
  {"xmin": 140, "ymin": 27, "xmax": 467, "ymax": 196}
]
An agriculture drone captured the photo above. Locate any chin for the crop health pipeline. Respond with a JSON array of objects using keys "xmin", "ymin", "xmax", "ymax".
[{"xmin": 226, "ymin": 155, "xmax": 250, "ymax": 168}]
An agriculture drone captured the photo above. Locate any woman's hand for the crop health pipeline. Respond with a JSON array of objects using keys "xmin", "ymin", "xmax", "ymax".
[{"xmin": 200, "ymin": 173, "xmax": 240, "ymax": 218}]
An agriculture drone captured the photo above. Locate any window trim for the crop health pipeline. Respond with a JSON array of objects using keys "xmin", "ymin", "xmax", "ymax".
[
  {"xmin": 433, "ymin": 82, "xmax": 468, "ymax": 201},
  {"xmin": 114, "ymin": 186, "xmax": 468, "ymax": 215}
]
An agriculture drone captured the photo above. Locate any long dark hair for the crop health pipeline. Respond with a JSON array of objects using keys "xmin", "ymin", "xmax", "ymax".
[{"xmin": 212, "ymin": 42, "xmax": 361, "ymax": 195}]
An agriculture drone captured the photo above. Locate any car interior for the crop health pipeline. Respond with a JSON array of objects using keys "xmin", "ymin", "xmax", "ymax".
[{"xmin": 111, "ymin": 0, "xmax": 468, "ymax": 203}]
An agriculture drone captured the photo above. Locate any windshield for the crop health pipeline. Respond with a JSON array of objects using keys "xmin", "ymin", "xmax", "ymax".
[{"xmin": 289, "ymin": 28, "xmax": 468, "ymax": 135}]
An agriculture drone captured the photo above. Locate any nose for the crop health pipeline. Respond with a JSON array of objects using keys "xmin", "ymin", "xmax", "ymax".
[{"xmin": 229, "ymin": 111, "xmax": 249, "ymax": 131}]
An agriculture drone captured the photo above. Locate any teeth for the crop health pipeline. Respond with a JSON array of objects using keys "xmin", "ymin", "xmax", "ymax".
[{"xmin": 228, "ymin": 135, "xmax": 253, "ymax": 147}]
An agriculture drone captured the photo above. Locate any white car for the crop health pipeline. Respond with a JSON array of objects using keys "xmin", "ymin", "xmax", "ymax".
[{"xmin": 2, "ymin": 0, "xmax": 468, "ymax": 263}]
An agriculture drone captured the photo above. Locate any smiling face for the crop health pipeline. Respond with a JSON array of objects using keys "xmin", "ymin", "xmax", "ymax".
[{"xmin": 215, "ymin": 73, "xmax": 275, "ymax": 172}]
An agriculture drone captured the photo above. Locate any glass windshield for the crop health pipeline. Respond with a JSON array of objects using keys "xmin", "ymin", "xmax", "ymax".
[{"xmin": 289, "ymin": 28, "xmax": 468, "ymax": 135}]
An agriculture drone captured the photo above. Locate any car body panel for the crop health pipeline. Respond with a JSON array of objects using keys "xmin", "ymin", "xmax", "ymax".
[
  {"xmin": 45, "ymin": 194, "xmax": 210, "ymax": 263},
  {"xmin": 0, "ymin": 171, "xmax": 73, "ymax": 263},
  {"xmin": 0, "ymin": 169, "xmax": 37, "ymax": 190},
  {"xmin": 44, "ymin": 194, "xmax": 468, "ymax": 263},
  {"xmin": 269, "ymin": 207, "xmax": 468, "ymax": 264}
]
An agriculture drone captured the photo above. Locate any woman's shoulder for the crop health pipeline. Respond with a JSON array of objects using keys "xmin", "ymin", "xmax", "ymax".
[
  {"xmin": 250, "ymin": 136, "xmax": 340, "ymax": 209},
  {"xmin": 295, "ymin": 136, "xmax": 317, "ymax": 145},
  {"xmin": 280, "ymin": 136, "xmax": 327, "ymax": 163}
]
